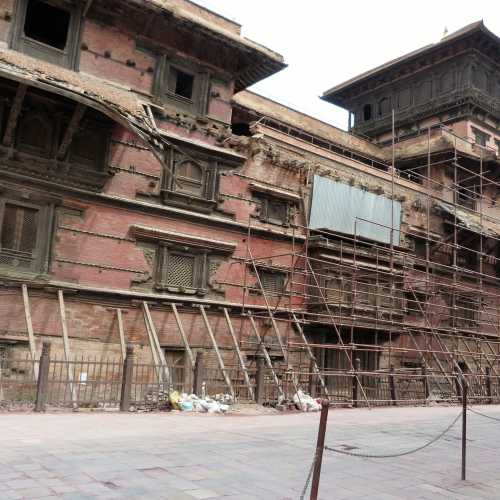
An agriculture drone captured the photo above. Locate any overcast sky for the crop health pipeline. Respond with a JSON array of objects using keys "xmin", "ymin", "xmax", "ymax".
[{"xmin": 193, "ymin": 0, "xmax": 500, "ymax": 130}]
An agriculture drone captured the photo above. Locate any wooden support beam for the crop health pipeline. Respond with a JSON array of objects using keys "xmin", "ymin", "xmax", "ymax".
[
  {"xmin": 83, "ymin": 0, "xmax": 94, "ymax": 16},
  {"xmin": 57, "ymin": 104, "xmax": 85, "ymax": 160},
  {"xmin": 199, "ymin": 305, "xmax": 234, "ymax": 399},
  {"xmin": 21, "ymin": 284, "xmax": 38, "ymax": 380},
  {"xmin": 116, "ymin": 308, "xmax": 126, "ymax": 362},
  {"xmin": 171, "ymin": 303, "xmax": 195, "ymax": 368},
  {"xmin": 223, "ymin": 308, "xmax": 254, "ymax": 401},
  {"xmin": 291, "ymin": 313, "xmax": 329, "ymax": 398},
  {"xmin": 248, "ymin": 312, "xmax": 284, "ymax": 399},
  {"xmin": 3, "ymin": 84, "xmax": 27, "ymax": 147},
  {"xmin": 57, "ymin": 290, "xmax": 77, "ymax": 406},
  {"xmin": 142, "ymin": 302, "xmax": 170, "ymax": 387}
]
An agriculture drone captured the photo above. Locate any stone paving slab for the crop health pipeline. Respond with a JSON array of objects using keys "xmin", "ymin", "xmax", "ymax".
[{"xmin": 1, "ymin": 405, "xmax": 500, "ymax": 499}]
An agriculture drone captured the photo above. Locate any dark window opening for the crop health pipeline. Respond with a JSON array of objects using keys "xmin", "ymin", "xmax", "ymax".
[
  {"xmin": 472, "ymin": 128, "xmax": 489, "ymax": 147},
  {"xmin": 232, "ymin": 123, "xmax": 251, "ymax": 136},
  {"xmin": 24, "ymin": 0, "xmax": 70, "ymax": 50},
  {"xmin": 169, "ymin": 68, "xmax": 194, "ymax": 100},
  {"xmin": 363, "ymin": 104, "xmax": 372, "ymax": 121}
]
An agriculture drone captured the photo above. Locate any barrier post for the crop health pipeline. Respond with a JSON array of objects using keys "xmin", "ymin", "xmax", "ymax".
[
  {"xmin": 389, "ymin": 364, "xmax": 397, "ymax": 406},
  {"xmin": 310, "ymin": 400, "xmax": 329, "ymax": 500},
  {"xmin": 461, "ymin": 375, "xmax": 467, "ymax": 481}
]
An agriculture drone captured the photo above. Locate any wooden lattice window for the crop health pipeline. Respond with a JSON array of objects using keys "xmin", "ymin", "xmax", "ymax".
[
  {"xmin": 454, "ymin": 295, "xmax": 479, "ymax": 329},
  {"xmin": 0, "ymin": 198, "xmax": 53, "ymax": 274},
  {"xmin": 257, "ymin": 269, "xmax": 286, "ymax": 296},
  {"xmin": 156, "ymin": 245, "xmax": 207, "ymax": 294},
  {"xmin": 259, "ymin": 197, "xmax": 291, "ymax": 226}
]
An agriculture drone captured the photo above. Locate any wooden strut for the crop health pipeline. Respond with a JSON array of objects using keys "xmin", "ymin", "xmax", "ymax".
[
  {"xmin": 198, "ymin": 305, "xmax": 235, "ymax": 400},
  {"xmin": 57, "ymin": 104, "xmax": 86, "ymax": 160},
  {"xmin": 21, "ymin": 284, "xmax": 38, "ymax": 380},
  {"xmin": 171, "ymin": 303, "xmax": 195, "ymax": 368},
  {"xmin": 142, "ymin": 302, "xmax": 171, "ymax": 388},
  {"xmin": 305, "ymin": 259, "xmax": 371, "ymax": 407},
  {"xmin": 3, "ymin": 84, "xmax": 27, "ymax": 147},
  {"xmin": 248, "ymin": 312, "xmax": 285, "ymax": 399},
  {"xmin": 116, "ymin": 308, "xmax": 127, "ymax": 362},
  {"xmin": 57, "ymin": 290, "xmax": 77, "ymax": 406},
  {"xmin": 223, "ymin": 308, "xmax": 254, "ymax": 401},
  {"xmin": 291, "ymin": 312, "xmax": 329, "ymax": 398}
]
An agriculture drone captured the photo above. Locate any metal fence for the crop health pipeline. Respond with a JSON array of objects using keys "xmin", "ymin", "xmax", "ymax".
[{"xmin": 1, "ymin": 349, "xmax": 498, "ymax": 411}]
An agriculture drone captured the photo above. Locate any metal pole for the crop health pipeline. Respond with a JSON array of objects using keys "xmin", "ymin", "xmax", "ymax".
[
  {"xmin": 310, "ymin": 400, "xmax": 329, "ymax": 500},
  {"xmin": 461, "ymin": 376, "xmax": 467, "ymax": 481}
]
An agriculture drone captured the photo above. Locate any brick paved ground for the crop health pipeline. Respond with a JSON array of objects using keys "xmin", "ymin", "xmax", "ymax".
[{"xmin": 1, "ymin": 405, "xmax": 499, "ymax": 499}]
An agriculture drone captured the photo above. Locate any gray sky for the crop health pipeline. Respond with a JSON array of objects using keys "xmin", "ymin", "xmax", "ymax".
[{"xmin": 193, "ymin": 0, "xmax": 500, "ymax": 130}]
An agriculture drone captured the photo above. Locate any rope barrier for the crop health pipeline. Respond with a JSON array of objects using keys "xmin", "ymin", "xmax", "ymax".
[
  {"xmin": 468, "ymin": 406, "xmax": 500, "ymax": 422},
  {"xmin": 324, "ymin": 411, "xmax": 462, "ymax": 459},
  {"xmin": 299, "ymin": 452, "xmax": 317, "ymax": 500}
]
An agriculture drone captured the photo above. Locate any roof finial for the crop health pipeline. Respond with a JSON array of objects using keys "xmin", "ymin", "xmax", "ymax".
[{"xmin": 442, "ymin": 26, "xmax": 449, "ymax": 39}]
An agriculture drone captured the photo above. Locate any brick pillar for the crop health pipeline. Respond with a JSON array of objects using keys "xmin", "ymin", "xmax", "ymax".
[{"xmin": 255, "ymin": 358, "xmax": 266, "ymax": 405}]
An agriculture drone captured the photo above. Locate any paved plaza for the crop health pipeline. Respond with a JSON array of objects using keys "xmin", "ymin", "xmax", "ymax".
[{"xmin": 1, "ymin": 405, "xmax": 500, "ymax": 499}]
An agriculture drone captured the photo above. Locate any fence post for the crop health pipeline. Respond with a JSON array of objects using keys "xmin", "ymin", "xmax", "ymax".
[
  {"xmin": 310, "ymin": 400, "xmax": 329, "ymax": 500},
  {"xmin": 461, "ymin": 375, "xmax": 467, "ymax": 481},
  {"xmin": 422, "ymin": 365, "xmax": 429, "ymax": 403},
  {"xmin": 193, "ymin": 351, "xmax": 205, "ymax": 396},
  {"xmin": 120, "ymin": 344, "xmax": 135, "ymax": 412},
  {"xmin": 486, "ymin": 367, "xmax": 492, "ymax": 404},
  {"xmin": 389, "ymin": 364, "xmax": 397, "ymax": 406},
  {"xmin": 308, "ymin": 358, "xmax": 317, "ymax": 398},
  {"xmin": 35, "ymin": 342, "xmax": 51, "ymax": 412},
  {"xmin": 255, "ymin": 357, "xmax": 265, "ymax": 405},
  {"xmin": 352, "ymin": 357, "xmax": 361, "ymax": 408}
]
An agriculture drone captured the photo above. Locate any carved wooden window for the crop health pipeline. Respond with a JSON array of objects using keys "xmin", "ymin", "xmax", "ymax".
[
  {"xmin": 472, "ymin": 67, "xmax": 487, "ymax": 91},
  {"xmin": 415, "ymin": 81, "xmax": 432, "ymax": 105},
  {"xmin": 363, "ymin": 104, "xmax": 372, "ymax": 121},
  {"xmin": 324, "ymin": 277, "xmax": 351, "ymax": 305},
  {"xmin": 440, "ymin": 71, "xmax": 455, "ymax": 94},
  {"xmin": 155, "ymin": 56, "xmax": 209, "ymax": 115},
  {"xmin": 453, "ymin": 295, "xmax": 479, "ymax": 329},
  {"xmin": 257, "ymin": 269, "xmax": 286, "ymax": 296},
  {"xmin": 398, "ymin": 88, "xmax": 411, "ymax": 109},
  {"xmin": 16, "ymin": 112, "xmax": 54, "ymax": 158},
  {"xmin": 11, "ymin": 0, "xmax": 82, "ymax": 69},
  {"xmin": 0, "ymin": 197, "xmax": 53, "ymax": 274},
  {"xmin": 156, "ymin": 244, "xmax": 208, "ymax": 295},
  {"xmin": 258, "ymin": 197, "xmax": 292, "ymax": 226},
  {"xmin": 472, "ymin": 127, "xmax": 490, "ymax": 147},
  {"xmin": 161, "ymin": 147, "xmax": 221, "ymax": 213},
  {"xmin": 378, "ymin": 97, "xmax": 391, "ymax": 116}
]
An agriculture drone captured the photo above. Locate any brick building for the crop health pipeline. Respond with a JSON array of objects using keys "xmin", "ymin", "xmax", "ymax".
[{"xmin": 0, "ymin": 1, "xmax": 499, "ymax": 403}]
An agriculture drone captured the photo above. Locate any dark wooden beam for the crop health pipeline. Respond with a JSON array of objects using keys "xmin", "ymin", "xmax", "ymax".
[
  {"xmin": 57, "ymin": 104, "xmax": 86, "ymax": 161},
  {"xmin": 3, "ymin": 84, "xmax": 27, "ymax": 147}
]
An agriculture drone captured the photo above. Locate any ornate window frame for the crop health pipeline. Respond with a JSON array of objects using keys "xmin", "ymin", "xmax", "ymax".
[
  {"xmin": 0, "ymin": 189, "xmax": 56, "ymax": 276},
  {"xmin": 131, "ymin": 225, "xmax": 236, "ymax": 296}
]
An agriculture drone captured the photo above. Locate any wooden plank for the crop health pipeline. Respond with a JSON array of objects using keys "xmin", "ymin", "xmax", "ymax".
[
  {"xmin": 57, "ymin": 104, "xmax": 86, "ymax": 160},
  {"xmin": 199, "ymin": 305, "xmax": 234, "ymax": 399},
  {"xmin": 21, "ymin": 284, "xmax": 38, "ymax": 380},
  {"xmin": 171, "ymin": 303, "xmax": 195, "ymax": 367},
  {"xmin": 248, "ymin": 312, "xmax": 284, "ymax": 399},
  {"xmin": 116, "ymin": 308, "xmax": 126, "ymax": 362},
  {"xmin": 57, "ymin": 290, "xmax": 77, "ymax": 406},
  {"xmin": 223, "ymin": 308, "xmax": 254, "ymax": 401},
  {"xmin": 142, "ymin": 302, "xmax": 170, "ymax": 387},
  {"xmin": 291, "ymin": 313, "xmax": 329, "ymax": 398},
  {"xmin": 3, "ymin": 84, "xmax": 27, "ymax": 147}
]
